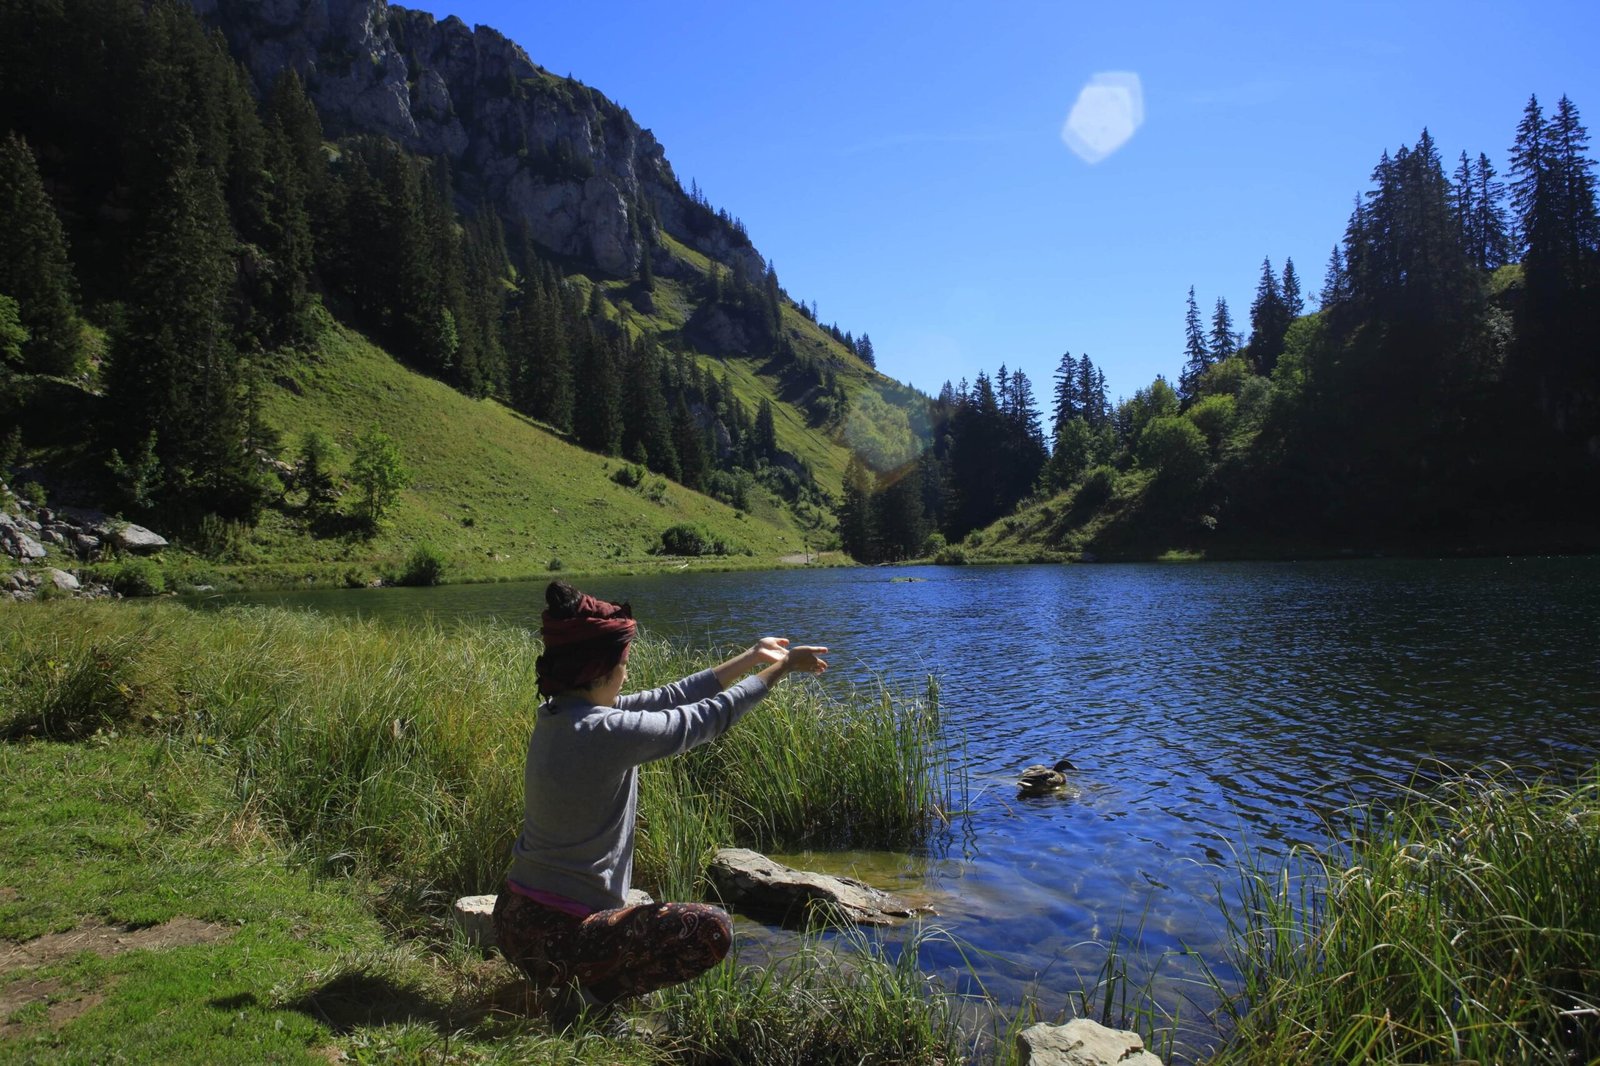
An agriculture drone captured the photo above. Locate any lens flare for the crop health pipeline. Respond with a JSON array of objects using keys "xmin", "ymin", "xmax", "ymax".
[{"xmin": 1061, "ymin": 72, "xmax": 1144, "ymax": 164}]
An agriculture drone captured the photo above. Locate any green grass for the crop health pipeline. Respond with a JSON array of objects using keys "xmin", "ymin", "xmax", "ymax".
[
  {"xmin": 1208, "ymin": 766, "xmax": 1600, "ymax": 1065},
  {"xmin": 0, "ymin": 599, "xmax": 997, "ymax": 1064},
  {"xmin": 0, "ymin": 600, "xmax": 950, "ymax": 908},
  {"xmin": 239, "ymin": 321, "xmax": 809, "ymax": 586}
]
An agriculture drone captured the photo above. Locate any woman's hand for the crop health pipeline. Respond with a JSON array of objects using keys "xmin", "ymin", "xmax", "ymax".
[
  {"xmin": 780, "ymin": 645, "xmax": 828, "ymax": 675},
  {"xmin": 750, "ymin": 637, "xmax": 790, "ymax": 666}
]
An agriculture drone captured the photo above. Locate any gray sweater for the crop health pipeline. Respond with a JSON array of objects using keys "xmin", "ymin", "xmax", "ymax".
[{"xmin": 505, "ymin": 668, "xmax": 772, "ymax": 912}]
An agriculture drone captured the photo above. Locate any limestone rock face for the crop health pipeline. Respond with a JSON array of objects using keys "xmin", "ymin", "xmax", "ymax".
[
  {"xmin": 706, "ymin": 848, "xmax": 932, "ymax": 928},
  {"xmin": 191, "ymin": 0, "xmax": 767, "ymax": 281},
  {"xmin": 1016, "ymin": 1020, "xmax": 1163, "ymax": 1066}
]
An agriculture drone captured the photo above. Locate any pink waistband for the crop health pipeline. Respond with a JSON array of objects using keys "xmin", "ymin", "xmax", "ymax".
[{"xmin": 504, "ymin": 878, "xmax": 594, "ymax": 918}]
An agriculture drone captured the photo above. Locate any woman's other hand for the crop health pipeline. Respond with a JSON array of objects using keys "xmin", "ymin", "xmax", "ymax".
[{"xmin": 781, "ymin": 646, "xmax": 828, "ymax": 675}]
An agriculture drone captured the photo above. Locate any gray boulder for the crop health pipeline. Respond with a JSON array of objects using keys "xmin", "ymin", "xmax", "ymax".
[
  {"xmin": 1, "ymin": 522, "xmax": 47, "ymax": 561},
  {"xmin": 1017, "ymin": 1020, "xmax": 1162, "ymax": 1066},
  {"xmin": 706, "ymin": 848, "xmax": 932, "ymax": 928},
  {"xmin": 111, "ymin": 522, "xmax": 168, "ymax": 553},
  {"xmin": 44, "ymin": 569, "xmax": 80, "ymax": 593}
]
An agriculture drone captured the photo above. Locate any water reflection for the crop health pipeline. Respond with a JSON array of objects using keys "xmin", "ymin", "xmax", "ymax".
[{"xmin": 212, "ymin": 558, "xmax": 1600, "ymax": 1043}]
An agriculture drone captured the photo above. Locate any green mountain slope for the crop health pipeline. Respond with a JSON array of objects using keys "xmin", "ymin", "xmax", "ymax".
[{"xmin": 228, "ymin": 322, "xmax": 818, "ymax": 585}]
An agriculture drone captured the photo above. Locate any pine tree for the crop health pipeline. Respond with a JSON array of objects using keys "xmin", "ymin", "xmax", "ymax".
[
  {"xmin": 1510, "ymin": 95, "xmax": 1553, "ymax": 267},
  {"xmin": 572, "ymin": 331, "xmax": 623, "ymax": 455},
  {"xmin": 1281, "ymin": 258, "xmax": 1304, "ymax": 318},
  {"xmin": 1320, "ymin": 245, "xmax": 1350, "ymax": 308},
  {"xmin": 0, "ymin": 132, "xmax": 79, "ymax": 375},
  {"xmin": 857, "ymin": 332, "xmax": 876, "ymax": 368},
  {"xmin": 671, "ymin": 394, "xmax": 707, "ymax": 490},
  {"xmin": 1247, "ymin": 257, "xmax": 1289, "ymax": 374},
  {"xmin": 1471, "ymin": 153, "xmax": 1512, "ymax": 272},
  {"xmin": 104, "ymin": 133, "xmax": 262, "ymax": 523},
  {"xmin": 1179, "ymin": 286, "xmax": 1212, "ymax": 401},
  {"xmin": 1546, "ymin": 95, "xmax": 1600, "ymax": 282},
  {"xmin": 752, "ymin": 392, "xmax": 777, "ymax": 454},
  {"xmin": 1051, "ymin": 350, "xmax": 1080, "ymax": 438},
  {"xmin": 836, "ymin": 455, "xmax": 875, "ymax": 561},
  {"xmin": 1210, "ymin": 298, "xmax": 1238, "ymax": 362}
]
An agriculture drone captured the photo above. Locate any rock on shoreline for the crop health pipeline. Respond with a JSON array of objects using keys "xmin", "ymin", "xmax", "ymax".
[{"xmin": 706, "ymin": 847, "xmax": 933, "ymax": 928}]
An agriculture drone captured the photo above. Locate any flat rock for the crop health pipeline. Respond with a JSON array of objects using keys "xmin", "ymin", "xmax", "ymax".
[
  {"xmin": 706, "ymin": 847, "xmax": 932, "ymax": 928},
  {"xmin": 453, "ymin": 889, "xmax": 656, "ymax": 952},
  {"xmin": 1017, "ymin": 1020, "xmax": 1162, "ymax": 1066}
]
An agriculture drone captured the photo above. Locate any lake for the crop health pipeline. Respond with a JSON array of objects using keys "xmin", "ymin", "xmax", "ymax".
[{"xmin": 209, "ymin": 557, "xmax": 1600, "ymax": 1048}]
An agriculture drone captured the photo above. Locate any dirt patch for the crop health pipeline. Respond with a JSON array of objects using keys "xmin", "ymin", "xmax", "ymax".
[
  {"xmin": 0, "ymin": 887, "xmax": 19, "ymax": 903},
  {"xmin": 0, "ymin": 916, "xmax": 235, "ymax": 973},
  {"xmin": 0, "ymin": 976, "xmax": 106, "ymax": 1034}
]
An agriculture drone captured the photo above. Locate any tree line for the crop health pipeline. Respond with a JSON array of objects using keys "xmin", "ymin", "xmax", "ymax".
[{"xmin": 837, "ymin": 92, "xmax": 1600, "ymax": 558}]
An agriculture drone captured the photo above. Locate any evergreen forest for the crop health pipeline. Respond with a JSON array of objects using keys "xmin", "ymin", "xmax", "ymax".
[{"xmin": 837, "ymin": 100, "xmax": 1600, "ymax": 562}]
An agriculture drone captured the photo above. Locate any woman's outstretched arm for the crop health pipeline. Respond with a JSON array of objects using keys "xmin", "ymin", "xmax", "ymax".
[{"xmin": 712, "ymin": 637, "xmax": 793, "ymax": 687}]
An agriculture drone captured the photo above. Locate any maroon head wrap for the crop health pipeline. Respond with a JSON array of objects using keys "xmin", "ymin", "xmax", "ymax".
[{"xmin": 536, "ymin": 590, "xmax": 637, "ymax": 697}]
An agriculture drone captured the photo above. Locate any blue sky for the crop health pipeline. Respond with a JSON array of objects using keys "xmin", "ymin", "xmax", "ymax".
[{"xmin": 413, "ymin": 0, "xmax": 1600, "ymax": 405}]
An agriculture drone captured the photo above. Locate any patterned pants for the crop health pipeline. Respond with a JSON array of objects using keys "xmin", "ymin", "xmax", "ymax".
[{"xmin": 492, "ymin": 887, "xmax": 732, "ymax": 1005}]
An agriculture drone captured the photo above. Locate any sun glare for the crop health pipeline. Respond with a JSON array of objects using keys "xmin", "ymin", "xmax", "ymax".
[{"xmin": 1061, "ymin": 72, "xmax": 1144, "ymax": 164}]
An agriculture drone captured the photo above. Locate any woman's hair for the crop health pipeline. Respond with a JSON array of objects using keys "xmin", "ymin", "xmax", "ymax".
[
  {"xmin": 545, "ymin": 579, "xmax": 586, "ymax": 619},
  {"xmin": 535, "ymin": 581, "xmax": 636, "ymax": 697}
]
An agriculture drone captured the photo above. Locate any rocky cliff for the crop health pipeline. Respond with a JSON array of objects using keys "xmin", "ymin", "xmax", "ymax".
[{"xmin": 191, "ymin": 0, "xmax": 765, "ymax": 280}]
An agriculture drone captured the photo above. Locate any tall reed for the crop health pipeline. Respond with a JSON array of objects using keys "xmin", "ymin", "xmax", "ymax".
[
  {"xmin": 0, "ymin": 601, "xmax": 951, "ymax": 908},
  {"xmin": 1209, "ymin": 765, "xmax": 1600, "ymax": 1064}
]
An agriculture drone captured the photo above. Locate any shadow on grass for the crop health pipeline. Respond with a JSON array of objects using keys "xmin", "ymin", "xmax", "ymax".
[
  {"xmin": 281, "ymin": 972, "xmax": 456, "ymax": 1034},
  {"xmin": 276, "ymin": 971, "xmax": 546, "ymax": 1036}
]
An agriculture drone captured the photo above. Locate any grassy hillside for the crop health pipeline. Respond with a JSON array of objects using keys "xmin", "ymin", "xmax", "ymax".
[{"xmin": 195, "ymin": 321, "xmax": 821, "ymax": 586}]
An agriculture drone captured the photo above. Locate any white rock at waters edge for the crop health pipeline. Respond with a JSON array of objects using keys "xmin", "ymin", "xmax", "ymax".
[{"xmin": 1017, "ymin": 1019, "xmax": 1162, "ymax": 1066}]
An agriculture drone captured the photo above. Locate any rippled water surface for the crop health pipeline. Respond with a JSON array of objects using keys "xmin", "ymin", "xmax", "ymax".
[{"xmin": 216, "ymin": 558, "xmax": 1600, "ymax": 1043}]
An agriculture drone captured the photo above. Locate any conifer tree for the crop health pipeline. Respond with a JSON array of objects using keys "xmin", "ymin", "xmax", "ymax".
[
  {"xmin": 1052, "ymin": 350, "xmax": 1080, "ymax": 437},
  {"xmin": 858, "ymin": 332, "xmax": 876, "ymax": 368},
  {"xmin": 0, "ymin": 133, "xmax": 79, "ymax": 375},
  {"xmin": 836, "ymin": 455, "xmax": 875, "ymax": 560},
  {"xmin": 1210, "ymin": 298, "xmax": 1238, "ymax": 362},
  {"xmin": 104, "ymin": 133, "xmax": 262, "ymax": 523},
  {"xmin": 1281, "ymin": 258, "xmax": 1304, "ymax": 318},
  {"xmin": 1179, "ymin": 286, "xmax": 1212, "ymax": 401},
  {"xmin": 1471, "ymin": 153, "xmax": 1512, "ymax": 272},
  {"xmin": 1248, "ymin": 257, "xmax": 1290, "ymax": 374},
  {"xmin": 671, "ymin": 394, "xmax": 706, "ymax": 490},
  {"xmin": 572, "ymin": 332, "xmax": 622, "ymax": 455},
  {"xmin": 754, "ymin": 397, "xmax": 779, "ymax": 461},
  {"xmin": 1320, "ymin": 245, "xmax": 1348, "ymax": 308},
  {"xmin": 621, "ymin": 340, "xmax": 678, "ymax": 478}
]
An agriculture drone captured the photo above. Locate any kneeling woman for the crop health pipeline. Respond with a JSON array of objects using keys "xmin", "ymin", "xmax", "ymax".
[{"xmin": 494, "ymin": 580, "xmax": 827, "ymax": 1019}]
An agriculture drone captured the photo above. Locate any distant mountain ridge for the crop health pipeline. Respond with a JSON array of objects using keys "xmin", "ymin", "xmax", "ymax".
[{"xmin": 192, "ymin": 0, "xmax": 764, "ymax": 281}]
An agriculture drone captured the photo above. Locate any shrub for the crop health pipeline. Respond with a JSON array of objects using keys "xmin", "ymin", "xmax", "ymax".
[
  {"xmin": 610, "ymin": 463, "xmax": 647, "ymax": 488},
  {"xmin": 546, "ymin": 556, "xmax": 564, "ymax": 572},
  {"xmin": 106, "ymin": 557, "xmax": 166, "ymax": 597},
  {"xmin": 659, "ymin": 524, "xmax": 726, "ymax": 557},
  {"xmin": 16, "ymin": 479, "xmax": 46, "ymax": 508},
  {"xmin": 1074, "ymin": 465, "xmax": 1118, "ymax": 511},
  {"xmin": 933, "ymin": 545, "xmax": 967, "ymax": 565},
  {"xmin": 1139, "ymin": 415, "xmax": 1210, "ymax": 490},
  {"xmin": 1186, "ymin": 394, "xmax": 1237, "ymax": 454},
  {"xmin": 396, "ymin": 544, "xmax": 445, "ymax": 587}
]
